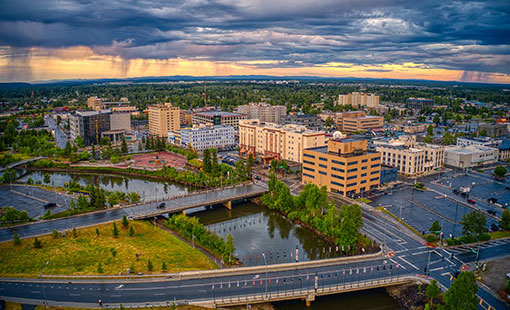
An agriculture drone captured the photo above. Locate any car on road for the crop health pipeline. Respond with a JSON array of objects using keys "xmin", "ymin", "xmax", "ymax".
[
  {"xmin": 158, "ymin": 202, "xmax": 166, "ymax": 209},
  {"xmin": 506, "ymin": 273, "xmax": 510, "ymax": 280},
  {"xmin": 43, "ymin": 202, "xmax": 57, "ymax": 209},
  {"xmin": 487, "ymin": 210, "xmax": 496, "ymax": 216},
  {"xmin": 467, "ymin": 198, "xmax": 476, "ymax": 204},
  {"xmin": 488, "ymin": 198, "xmax": 498, "ymax": 204}
]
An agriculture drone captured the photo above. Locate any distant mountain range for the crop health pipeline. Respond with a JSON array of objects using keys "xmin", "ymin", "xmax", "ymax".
[{"xmin": 0, "ymin": 75, "xmax": 507, "ymax": 89}]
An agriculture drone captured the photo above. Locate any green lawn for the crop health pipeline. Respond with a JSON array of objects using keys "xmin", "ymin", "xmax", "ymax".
[
  {"xmin": 0, "ymin": 220, "xmax": 217, "ymax": 277},
  {"xmin": 490, "ymin": 230, "xmax": 510, "ymax": 240}
]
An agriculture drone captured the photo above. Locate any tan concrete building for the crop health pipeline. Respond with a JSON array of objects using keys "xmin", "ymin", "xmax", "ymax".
[
  {"xmin": 302, "ymin": 138, "xmax": 381, "ymax": 196},
  {"xmin": 239, "ymin": 119, "xmax": 326, "ymax": 163},
  {"xmin": 148, "ymin": 103, "xmax": 181, "ymax": 137},
  {"xmin": 237, "ymin": 103, "xmax": 286, "ymax": 124},
  {"xmin": 334, "ymin": 111, "xmax": 384, "ymax": 133},
  {"xmin": 337, "ymin": 92, "xmax": 380, "ymax": 108},
  {"xmin": 87, "ymin": 96, "xmax": 102, "ymax": 110},
  {"xmin": 374, "ymin": 135, "xmax": 445, "ymax": 176},
  {"xmin": 393, "ymin": 123, "xmax": 426, "ymax": 134}
]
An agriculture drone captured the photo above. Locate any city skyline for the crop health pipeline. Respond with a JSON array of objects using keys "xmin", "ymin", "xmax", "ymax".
[{"xmin": 1, "ymin": 0, "xmax": 509, "ymax": 84}]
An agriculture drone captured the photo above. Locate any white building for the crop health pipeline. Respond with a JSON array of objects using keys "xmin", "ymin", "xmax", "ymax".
[
  {"xmin": 456, "ymin": 136, "xmax": 502, "ymax": 148},
  {"xmin": 445, "ymin": 145, "xmax": 499, "ymax": 168},
  {"xmin": 180, "ymin": 125, "xmax": 235, "ymax": 151},
  {"xmin": 337, "ymin": 92, "xmax": 380, "ymax": 108},
  {"xmin": 373, "ymin": 135, "xmax": 445, "ymax": 176}
]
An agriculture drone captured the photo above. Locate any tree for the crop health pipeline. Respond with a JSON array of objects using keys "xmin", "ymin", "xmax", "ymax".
[
  {"xmin": 224, "ymin": 234, "xmax": 235, "ymax": 263},
  {"xmin": 33, "ymin": 237, "xmax": 42, "ymax": 249},
  {"xmin": 427, "ymin": 125, "xmax": 434, "ymax": 136},
  {"xmin": 96, "ymin": 228, "xmax": 100, "ymax": 236},
  {"xmin": 162, "ymin": 261, "xmax": 167, "ymax": 271},
  {"xmin": 442, "ymin": 132, "xmax": 456, "ymax": 145},
  {"xmin": 113, "ymin": 222, "xmax": 119, "ymax": 237},
  {"xmin": 70, "ymin": 198, "xmax": 76, "ymax": 210},
  {"xmin": 127, "ymin": 192, "xmax": 140, "ymax": 204},
  {"xmin": 122, "ymin": 215, "xmax": 129, "ymax": 228},
  {"xmin": 202, "ymin": 148, "xmax": 211, "ymax": 173},
  {"xmin": 338, "ymin": 204, "xmax": 363, "ymax": 250},
  {"xmin": 13, "ymin": 232, "xmax": 20, "ymax": 245},
  {"xmin": 43, "ymin": 172, "xmax": 51, "ymax": 184},
  {"xmin": 494, "ymin": 165, "xmax": 507, "ymax": 178},
  {"xmin": 210, "ymin": 148, "xmax": 218, "ymax": 173},
  {"xmin": 429, "ymin": 220, "xmax": 441, "ymax": 235},
  {"xmin": 97, "ymin": 263, "xmax": 103, "ymax": 274},
  {"xmin": 108, "ymin": 192, "xmax": 119, "ymax": 207},
  {"xmin": 72, "ymin": 227, "xmax": 77, "ymax": 238},
  {"xmin": 426, "ymin": 279, "xmax": 441, "ymax": 308},
  {"xmin": 129, "ymin": 226, "xmax": 134, "ymax": 236},
  {"xmin": 147, "ymin": 259, "xmax": 153, "ymax": 271},
  {"xmin": 52, "ymin": 229, "xmax": 58, "ymax": 239},
  {"xmin": 460, "ymin": 210, "xmax": 486, "ymax": 237},
  {"xmin": 501, "ymin": 209, "xmax": 510, "ymax": 231},
  {"xmin": 64, "ymin": 141, "xmax": 72, "ymax": 156},
  {"xmin": 74, "ymin": 136, "xmax": 85, "ymax": 148},
  {"xmin": 77, "ymin": 195, "xmax": 89, "ymax": 209},
  {"xmin": 246, "ymin": 153, "xmax": 255, "ymax": 178},
  {"xmin": 91, "ymin": 143, "xmax": 96, "ymax": 159},
  {"xmin": 423, "ymin": 135, "xmax": 433, "ymax": 143},
  {"xmin": 444, "ymin": 271, "xmax": 478, "ymax": 310},
  {"xmin": 121, "ymin": 136, "xmax": 128, "ymax": 154},
  {"xmin": 100, "ymin": 137, "xmax": 110, "ymax": 146},
  {"xmin": 433, "ymin": 114, "xmax": 440, "ymax": 125}
]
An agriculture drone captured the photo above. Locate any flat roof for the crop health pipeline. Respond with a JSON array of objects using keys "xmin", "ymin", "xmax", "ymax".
[{"xmin": 194, "ymin": 111, "xmax": 244, "ymax": 117}]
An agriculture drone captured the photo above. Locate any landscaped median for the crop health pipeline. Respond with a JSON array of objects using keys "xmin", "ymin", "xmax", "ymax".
[
  {"xmin": 376, "ymin": 206, "xmax": 425, "ymax": 238},
  {"xmin": 0, "ymin": 220, "xmax": 217, "ymax": 277}
]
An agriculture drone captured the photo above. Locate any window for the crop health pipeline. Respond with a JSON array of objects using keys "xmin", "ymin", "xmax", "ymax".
[
  {"xmin": 331, "ymin": 181, "xmax": 344, "ymax": 187},
  {"xmin": 362, "ymin": 159, "xmax": 368, "ymax": 163},
  {"xmin": 347, "ymin": 175, "xmax": 357, "ymax": 180},
  {"xmin": 360, "ymin": 180, "xmax": 367, "ymax": 184},
  {"xmin": 332, "ymin": 174, "xmax": 344, "ymax": 180},
  {"xmin": 371, "ymin": 170, "xmax": 379, "ymax": 175},
  {"xmin": 370, "ymin": 177, "xmax": 379, "ymax": 182},
  {"xmin": 303, "ymin": 167, "xmax": 315, "ymax": 172},
  {"xmin": 304, "ymin": 153, "xmax": 315, "ymax": 159},
  {"xmin": 347, "ymin": 182, "xmax": 357, "ymax": 187},
  {"xmin": 372, "ymin": 157, "xmax": 380, "ymax": 161},
  {"xmin": 371, "ymin": 164, "xmax": 380, "ymax": 168},
  {"xmin": 361, "ymin": 166, "xmax": 367, "ymax": 170},
  {"xmin": 361, "ymin": 173, "xmax": 367, "ymax": 177},
  {"xmin": 319, "ymin": 163, "xmax": 327, "ymax": 168},
  {"xmin": 319, "ymin": 157, "xmax": 327, "ymax": 161},
  {"xmin": 332, "ymin": 160, "xmax": 345, "ymax": 165},
  {"xmin": 348, "ymin": 161, "xmax": 358, "ymax": 165},
  {"xmin": 347, "ymin": 168, "xmax": 358, "ymax": 173},
  {"xmin": 332, "ymin": 167, "xmax": 345, "ymax": 173},
  {"xmin": 303, "ymin": 173, "xmax": 314, "ymax": 178},
  {"xmin": 303, "ymin": 160, "xmax": 314, "ymax": 165},
  {"xmin": 319, "ymin": 171, "xmax": 327, "ymax": 175}
]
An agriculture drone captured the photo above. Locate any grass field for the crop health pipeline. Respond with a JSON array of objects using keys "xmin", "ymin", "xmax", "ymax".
[{"xmin": 0, "ymin": 220, "xmax": 217, "ymax": 277}]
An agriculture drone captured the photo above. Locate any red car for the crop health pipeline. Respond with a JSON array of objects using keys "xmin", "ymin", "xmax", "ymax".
[{"xmin": 467, "ymin": 199, "xmax": 476, "ymax": 204}]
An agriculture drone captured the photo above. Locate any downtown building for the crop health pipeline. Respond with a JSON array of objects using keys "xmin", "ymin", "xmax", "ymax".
[
  {"xmin": 180, "ymin": 125, "xmax": 235, "ymax": 151},
  {"xmin": 70, "ymin": 110, "xmax": 131, "ymax": 146},
  {"xmin": 373, "ymin": 135, "xmax": 445, "ymax": 176},
  {"xmin": 239, "ymin": 119, "xmax": 326, "ymax": 163},
  {"xmin": 282, "ymin": 114, "xmax": 325, "ymax": 131},
  {"xmin": 445, "ymin": 145, "xmax": 499, "ymax": 168},
  {"xmin": 337, "ymin": 92, "xmax": 380, "ymax": 108},
  {"xmin": 192, "ymin": 110, "xmax": 246, "ymax": 139},
  {"xmin": 301, "ymin": 138, "xmax": 381, "ymax": 197},
  {"xmin": 148, "ymin": 103, "xmax": 181, "ymax": 137},
  {"xmin": 236, "ymin": 103, "xmax": 287, "ymax": 124},
  {"xmin": 335, "ymin": 111, "xmax": 384, "ymax": 133},
  {"xmin": 406, "ymin": 98, "xmax": 434, "ymax": 110}
]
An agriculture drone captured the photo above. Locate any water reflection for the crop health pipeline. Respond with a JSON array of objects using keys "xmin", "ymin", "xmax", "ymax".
[
  {"xmin": 19, "ymin": 170, "xmax": 190, "ymax": 202},
  {"xmin": 190, "ymin": 203, "xmax": 341, "ymax": 266}
]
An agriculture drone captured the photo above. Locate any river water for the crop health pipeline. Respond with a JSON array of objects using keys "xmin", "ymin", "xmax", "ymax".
[
  {"xmin": 19, "ymin": 170, "xmax": 190, "ymax": 202},
  {"xmin": 18, "ymin": 170, "xmax": 399, "ymax": 309}
]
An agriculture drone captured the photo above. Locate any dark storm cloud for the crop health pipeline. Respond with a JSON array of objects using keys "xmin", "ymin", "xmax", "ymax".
[{"xmin": 0, "ymin": 0, "xmax": 509, "ymax": 73}]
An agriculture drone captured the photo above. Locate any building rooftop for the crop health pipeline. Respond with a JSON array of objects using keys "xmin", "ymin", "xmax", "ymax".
[
  {"xmin": 446, "ymin": 145, "xmax": 498, "ymax": 154},
  {"xmin": 500, "ymin": 139, "xmax": 510, "ymax": 150},
  {"xmin": 194, "ymin": 111, "xmax": 244, "ymax": 117}
]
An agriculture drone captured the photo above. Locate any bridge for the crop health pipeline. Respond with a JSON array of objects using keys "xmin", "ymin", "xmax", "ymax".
[
  {"xmin": 124, "ymin": 183, "xmax": 268, "ymax": 219},
  {"xmin": 0, "ymin": 183, "xmax": 268, "ymax": 242},
  {"xmin": 0, "ymin": 156, "xmax": 45, "ymax": 173}
]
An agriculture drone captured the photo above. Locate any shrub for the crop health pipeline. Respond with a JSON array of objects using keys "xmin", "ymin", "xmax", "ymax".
[
  {"xmin": 97, "ymin": 263, "xmax": 103, "ymax": 274},
  {"xmin": 426, "ymin": 234, "xmax": 437, "ymax": 243},
  {"xmin": 33, "ymin": 238, "xmax": 42, "ymax": 249},
  {"xmin": 52, "ymin": 229, "xmax": 58, "ymax": 239},
  {"xmin": 129, "ymin": 226, "xmax": 134, "ymax": 236},
  {"xmin": 113, "ymin": 222, "xmax": 119, "ymax": 237},
  {"xmin": 148, "ymin": 259, "xmax": 153, "ymax": 271},
  {"xmin": 13, "ymin": 232, "xmax": 21, "ymax": 245},
  {"xmin": 122, "ymin": 215, "xmax": 129, "ymax": 227}
]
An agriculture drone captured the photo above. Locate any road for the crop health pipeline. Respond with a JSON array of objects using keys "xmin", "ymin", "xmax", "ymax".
[
  {"xmin": 0, "ymin": 184, "xmax": 267, "ymax": 242},
  {"xmin": 45, "ymin": 116, "xmax": 69, "ymax": 149}
]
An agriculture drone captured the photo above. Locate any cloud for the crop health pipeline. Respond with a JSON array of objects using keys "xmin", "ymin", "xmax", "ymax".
[{"xmin": 0, "ymin": 0, "xmax": 509, "ymax": 80}]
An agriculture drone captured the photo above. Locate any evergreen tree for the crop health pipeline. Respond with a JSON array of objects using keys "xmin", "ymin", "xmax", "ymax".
[
  {"xmin": 91, "ymin": 143, "xmax": 96, "ymax": 159},
  {"xmin": 122, "ymin": 215, "xmax": 129, "ymax": 227},
  {"xmin": 202, "ymin": 149, "xmax": 211, "ymax": 173},
  {"xmin": 113, "ymin": 222, "xmax": 119, "ymax": 237},
  {"xmin": 162, "ymin": 261, "xmax": 167, "ymax": 271},
  {"xmin": 129, "ymin": 226, "xmax": 134, "ymax": 236},
  {"xmin": 72, "ymin": 227, "xmax": 77, "ymax": 238},
  {"xmin": 429, "ymin": 220, "xmax": 441, "ymax": 235},
  {"xmin": 121, "ymin": 136, "xmax": 128, "ymax": 154},
  {"xmin": 97, "ymin": 263, "xmax": 103, "ymax": 274},
  {"xmin": 33, "ymin": 237, "xmax": 42, "ymax": 248},
  {"xmin": 210, "ymin": 148, "xmax": 218, "ymax": 173},
  {"xmin": 426, "ymin": 279, "xmax": 441, "ymax": 308},
  {"xmin": 147, "ymin": 259, "xmax": 153, "ymax": 271},
  {"xmin": 13, "ymin": 232, "xmax": 20, "ymax": 245},
  {"xmin": 501, "ymin": 209, "xmax": 510, "ymax": 231},
  {"xmin": 96, "ymin": 228, "xmax": 100, "ymax": 236},
  {"xmin": 52, "ymin": 229, "xmax": 58, "ymax": 239},
  {"xmin": 444, "ymin": 272, "xmax": 478, "ymax": 310}
]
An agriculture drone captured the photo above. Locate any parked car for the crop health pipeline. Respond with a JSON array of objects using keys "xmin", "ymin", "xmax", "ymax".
[
  {"xmin": 43, "ymin": 202, "xmax": 57, "ymax": 209},
  {"xmin": 487, "ymin": 210, "xmax": 496, "ymax": 216},
  {"xmin": 488, "ymin": 198, "xmax": 498, "ymax": 204},
  {"xmin": 452, "ymin": 189, "xmax": 459, "ymax": 194},
  {"xmin": 158, "ymin": 202, "xmax": 166, "ymax": 209},
  {"xmin": 467, "ymin": 198, "xmax": 476, "ymax": 204}
]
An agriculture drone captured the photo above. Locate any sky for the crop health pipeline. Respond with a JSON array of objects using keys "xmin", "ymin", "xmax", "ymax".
[{"xmin": 0, "ymin": 0, "xmax": 509, "ymax": 83}]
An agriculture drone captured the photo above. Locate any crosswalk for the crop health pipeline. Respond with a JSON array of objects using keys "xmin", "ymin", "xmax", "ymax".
[{"xmin": 447, "ymin": 239, "xmax": 510, "ymax": 255}]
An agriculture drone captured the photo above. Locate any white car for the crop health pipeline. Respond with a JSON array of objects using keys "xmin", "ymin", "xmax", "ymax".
[{"xmin": 506, "ymin": 272, "xmax": 510, "ymax": 280}]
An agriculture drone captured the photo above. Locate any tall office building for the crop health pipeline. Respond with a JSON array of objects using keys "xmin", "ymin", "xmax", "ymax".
[
  {"xmin": 301, "ymin": 138, "xmax": 381, "ymax": 196},
  {"xmin": 237, "ymin": 103, "xmax": 287, "ymax": 124},
  {"xmin": 337, "ymin": 92, "xmax": 379, "ymax": 108},
  {"xmin": 192, "ymin": 111, "xmax": 246, "ymax": 138},
  {"xmin": 406, "ymin": 98, "xmax": 434, "ymax": 110},
  {"xmin": 148, "ymin": 103, "xmax": 181, "ymax": 137},
  {"xmin": 180, "ymin": 125, "xmax": 235, "ymax": 151}
]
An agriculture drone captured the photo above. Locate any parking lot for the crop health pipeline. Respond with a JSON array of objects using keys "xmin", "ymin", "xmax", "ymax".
[
  {"xmin": 370, "ymin": 185, "xmax": 500, "ymax": 238},
  {"xmin": 0, "ymin": 185, "xmax": 71, "ymax": 218},
  {"xmin": 438, "ymin": 172, "xmax": 510, "ymax": 209}
]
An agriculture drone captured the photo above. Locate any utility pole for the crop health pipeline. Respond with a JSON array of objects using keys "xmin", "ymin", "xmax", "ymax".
[
  {"xmin": 425, "ymin": 250, "xmax": 432, "ymax": 275},
  {"xmin": 40, "ymin": 260, "xmax": 49, "ymax": 309}
]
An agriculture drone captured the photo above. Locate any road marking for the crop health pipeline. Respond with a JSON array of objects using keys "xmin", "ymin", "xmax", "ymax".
[
  {"xmin": 430, "ymin": 267, "xmax": 444, "ymax": 272},
  {"xmin": 397, "ymin": 256, "xmax": 419, "ymax": 270},
  {"xmin": 412, "ymin": 251, "xmax": 427, "ymax": 256},
  {"xmin": 69, "ymin": 293, "xmax": 80, "ymax": 297},
  {"xmin": 390, "ymin": 258, "xmax": 406, "ymax": 270},
  {"xmin": 154, "ymin": 293, "xmax": 166, "ymax": 296},
  {"xmin": 441, "ymin": 272, "xmax": 450, "ymax": 276}
]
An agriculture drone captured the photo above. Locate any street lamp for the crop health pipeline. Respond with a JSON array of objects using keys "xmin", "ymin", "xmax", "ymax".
[
  {"xmin": 262, "ymin": 253, "xmax": 268, "ymax": 299},
  {"xmin": 40, "ymin": 260, "xmax": 50, "ymax": 308}
]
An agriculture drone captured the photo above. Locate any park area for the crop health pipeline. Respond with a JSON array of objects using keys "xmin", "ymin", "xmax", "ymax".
[
  {"xmin": 0, "ymin": 220, "xmax": 216, "ymax": 277},
  {"xmin": 130, "ymin": 152, "xmax": 187, "ymax": 170}
]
